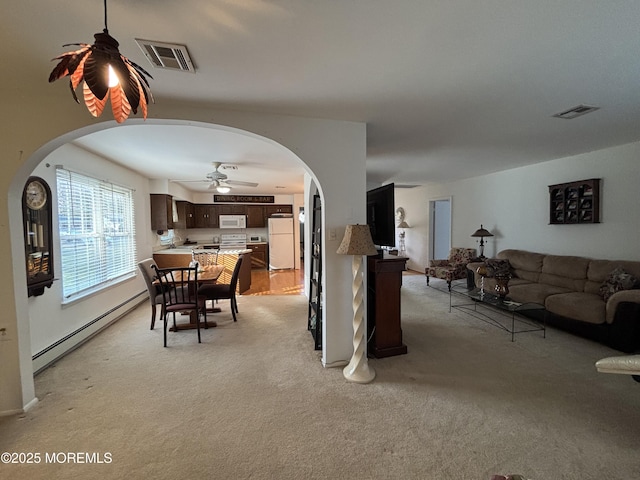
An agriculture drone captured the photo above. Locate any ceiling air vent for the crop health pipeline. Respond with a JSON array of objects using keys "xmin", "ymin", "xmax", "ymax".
[
  {"xmin": 552, "ymin": 104, "xmax": 599, "ymax": 119},
  {"xmin": 135, "ymin": 39, "xmax": 195, "ymax": 73}
]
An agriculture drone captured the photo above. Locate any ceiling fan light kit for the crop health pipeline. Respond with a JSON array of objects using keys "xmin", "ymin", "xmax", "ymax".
[
  {"xmin": 175, "ymin": 162, "xmax": 259, "ymax": 191},
  {"xmin": 48, "ymin": 0, "xmax": 153, "ymax": 123}
]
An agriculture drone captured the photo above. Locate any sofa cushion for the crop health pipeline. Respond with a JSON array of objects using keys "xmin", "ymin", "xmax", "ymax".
[
  {"xmin": 539, "ymin": 255, "xmax": 589, "ymax": 291},
  {"xmin": 497, "ymin": 249, "xmax": 543, "ymax": 282},
  {"xmin": 586, "ymin": 260, "xmax": 640, "ymax": 295},
  {"xmin": 545, "ymin": 292, "xmax": 606, "ymax": 325},
  {"xmin": 485, "ymin": 258, "xmax": 511, "ymax": 277},
  {"xmin": 598, "ymin": 267, "xmax": 639, "ymax": 302},
  {"xmin": 507, "ymin": 282, "xmax": 571, "ymax": 305}
]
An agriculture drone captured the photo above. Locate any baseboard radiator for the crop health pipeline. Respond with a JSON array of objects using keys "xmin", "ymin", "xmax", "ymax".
[{"xmin": 32, "ymin": 291, "xmax": 147, "ymax": 375}]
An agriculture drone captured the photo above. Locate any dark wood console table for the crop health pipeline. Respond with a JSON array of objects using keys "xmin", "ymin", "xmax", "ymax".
[{"xmin": 367, "ymin": 253, "xmax": 408, "ymax": 358}]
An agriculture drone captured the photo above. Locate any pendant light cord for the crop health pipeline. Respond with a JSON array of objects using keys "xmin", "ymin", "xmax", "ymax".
[{"xmin": 103, "ymin": 0, "xmax": 109, "ymax": 33}]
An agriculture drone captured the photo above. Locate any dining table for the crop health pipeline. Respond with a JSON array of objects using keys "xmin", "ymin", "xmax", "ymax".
[{"xmin": 153, "ymin": 264, "xmax": 225, "ymax": 330}]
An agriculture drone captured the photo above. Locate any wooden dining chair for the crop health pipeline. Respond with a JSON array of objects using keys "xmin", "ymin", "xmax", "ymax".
[
  {"xmin": 137, "ymin": 258, "xmax": 165, "ymax": 330},
  {"xmin": 152, "ymin": 265, "xmax": 207, "ymax": 347},
  {"xmin": 197, "ymin": 255, "xmax": 244, "ymax": 322}
]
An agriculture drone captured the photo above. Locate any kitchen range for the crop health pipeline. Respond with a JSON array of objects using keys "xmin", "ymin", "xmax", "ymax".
[{"xmin": 219, "ymin": 233, "xmax": 247, "ymax": 251}]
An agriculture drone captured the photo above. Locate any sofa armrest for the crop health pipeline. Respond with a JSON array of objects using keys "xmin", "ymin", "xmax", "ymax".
[
  {"xmin": 467, "ymin": 261, "xmax": 485, "ymax": 272},
  {"xmin": 606, "ymin": 289, "xmax": 640, "ymax": 324}
]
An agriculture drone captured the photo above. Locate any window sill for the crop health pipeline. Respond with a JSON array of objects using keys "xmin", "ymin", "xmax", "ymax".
[{"xmin": 61, "ymin": 273, "xmax": 137, "ymax": 307}]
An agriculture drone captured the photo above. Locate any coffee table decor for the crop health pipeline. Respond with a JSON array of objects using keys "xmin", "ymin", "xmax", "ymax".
[{"xmin": 494, "ymin": 272, "xmax": 511, "ymax": 299}]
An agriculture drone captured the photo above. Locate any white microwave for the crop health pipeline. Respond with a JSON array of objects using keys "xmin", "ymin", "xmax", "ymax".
[{"xmin": 219, "ymin": 214, "xmax": 246, "ymax": 229}]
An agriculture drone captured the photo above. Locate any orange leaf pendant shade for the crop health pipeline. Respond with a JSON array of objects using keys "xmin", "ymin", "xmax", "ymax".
[{"xmin": 49, "ymin": 30, "xmax": 153, "ymax": 123}]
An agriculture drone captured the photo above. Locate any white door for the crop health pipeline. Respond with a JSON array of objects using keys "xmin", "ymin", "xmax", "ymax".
[{"xmin": 430, "ymin": 199, "xmax": 451, "ymax": 260}]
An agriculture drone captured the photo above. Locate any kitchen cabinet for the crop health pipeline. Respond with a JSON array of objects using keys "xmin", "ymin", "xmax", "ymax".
[
  {"xmin": 169, "ymin": 202, "xmax": 293, "ymax": 229},
  {"xmin": 175, "ymin": 201, "xmax": 195, "ymax": 229},
  {"xmin": 194, "ymin": 204, "xmax": 219, "ymax": 228},
  {"xmin": 150, "ymin": 194, "xmax": 174, "ymax": 232},
  {"xmin": 218, "ymin": 204, "xmax": 245, "ymax": 215},
  {"xmin": 246, "ymin": 205, "xmax": 265, "ymax": 228},
  {"xmin": 264, "ymin": 204, "xmax": 293, "ymax": 217},
  {"xmin": 247, "ymin": 243, "xmax": 268, "ymax": 269}
]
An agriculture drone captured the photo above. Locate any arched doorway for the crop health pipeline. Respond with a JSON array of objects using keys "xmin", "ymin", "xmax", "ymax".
[{"xmin": 4, "ymin": 110, "xmax": 367, "ymax": 414}]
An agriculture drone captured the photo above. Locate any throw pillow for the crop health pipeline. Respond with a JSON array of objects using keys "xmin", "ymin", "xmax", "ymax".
[
  {"xmin": 599, "ymin": 267, "xmax": 639, "ymax": 302},
  {"xmin": 485, "ymin": 259, "xmax": 511, "ymax": 278}
]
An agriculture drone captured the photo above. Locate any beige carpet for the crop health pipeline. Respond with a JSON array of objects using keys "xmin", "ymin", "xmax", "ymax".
[{"xmin": 1, "ymin": 275, "xmax": 639, "ymax": 479}]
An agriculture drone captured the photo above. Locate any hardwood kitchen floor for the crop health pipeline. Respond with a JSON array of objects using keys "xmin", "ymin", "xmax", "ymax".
[
  {"xmin": 243, "ymin": 265, "xmax": 418, "ymax": 296},
  {"xmin": 243, "ymin": 267, "xmax": 305, "ymax": 296}
]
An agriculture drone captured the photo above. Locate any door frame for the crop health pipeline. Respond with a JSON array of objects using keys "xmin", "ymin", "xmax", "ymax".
[{"xmin": 428, "ymin": 197, "xmax": 452, "ymax": 261}]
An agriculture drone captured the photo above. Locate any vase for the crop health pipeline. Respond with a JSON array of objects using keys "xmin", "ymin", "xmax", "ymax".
[{"xmin": 494, "ymin": 274, "xmax": 510, "ymax": 299}]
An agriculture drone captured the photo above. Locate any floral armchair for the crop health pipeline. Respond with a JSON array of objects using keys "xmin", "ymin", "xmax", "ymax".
[{"xmin": 425, "ymin": 247, "xmax": 477, "ymax": 291}]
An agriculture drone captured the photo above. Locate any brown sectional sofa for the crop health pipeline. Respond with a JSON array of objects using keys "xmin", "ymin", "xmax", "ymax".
[{"xmin": 467, "ymin": 249, "xmax": 640, "ymax": 352}]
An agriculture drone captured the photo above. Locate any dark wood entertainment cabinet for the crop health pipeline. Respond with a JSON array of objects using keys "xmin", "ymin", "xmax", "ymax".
[{"xmin": 367, "ymin": 253, "xmax": 408, "ymax": 358}]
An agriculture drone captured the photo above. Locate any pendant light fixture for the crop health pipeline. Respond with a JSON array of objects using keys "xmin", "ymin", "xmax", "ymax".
[{"xmin": 48, "ymin": 0, "xmax": 153, "ymax": 123}]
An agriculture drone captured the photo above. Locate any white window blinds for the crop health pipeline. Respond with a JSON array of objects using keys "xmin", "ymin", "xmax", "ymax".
[{"xmin": 56, "ymin": 168, "xmax": 137, "ymax": 300}]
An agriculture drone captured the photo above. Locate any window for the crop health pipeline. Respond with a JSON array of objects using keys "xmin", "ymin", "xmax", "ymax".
[{"xmin": 56, "ymin": 168, "xmax": 137, "ymax": 300}]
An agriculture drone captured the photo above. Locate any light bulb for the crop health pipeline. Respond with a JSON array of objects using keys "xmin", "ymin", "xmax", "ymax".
[
  {"xmin": 108, "ymin": 65, "xmax": 119, "ymax": 88},
  {"xmin": 216, "ymin": 186, "xmax": 231, "ymax": 193}
]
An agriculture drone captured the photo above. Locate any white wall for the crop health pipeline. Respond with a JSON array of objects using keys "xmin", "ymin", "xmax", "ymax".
[
  {"xmin": 396, "ymin": 140, "xmax": 640, "ymax": 272},
  {"xmin": 2, "ymin": 99, "xmax": 366, "ymax": 413},
  {"xmin": 27, "ymin": 145, "xmax": 152, "ymax": 363}
]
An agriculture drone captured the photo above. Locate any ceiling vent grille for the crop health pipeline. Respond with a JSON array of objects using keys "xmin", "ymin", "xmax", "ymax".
[
  {"xmin": 552, "ymin": 104, "xmax": 599, "ymax": 119},
  {"xmin": 135, "ymin": 39, "xmax": 195, "ymax": 73}
]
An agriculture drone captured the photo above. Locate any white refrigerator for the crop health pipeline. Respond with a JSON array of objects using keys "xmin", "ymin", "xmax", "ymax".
[{"xmin": 268, "ymin": 217, "xmax": 295, "ymax": 270}]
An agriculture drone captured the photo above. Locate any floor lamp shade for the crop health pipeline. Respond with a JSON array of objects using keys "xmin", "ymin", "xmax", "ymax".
[
  {"xmin": 337, "ymin": 225, "xmax": 378, "ymax": 383},
  {"xmin": 336, "ymin": 225, "xmax": 379, "ymax": 256}
]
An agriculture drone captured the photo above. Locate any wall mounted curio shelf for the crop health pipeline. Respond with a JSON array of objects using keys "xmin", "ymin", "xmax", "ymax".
[{"xmin": 548, "ymin": 178, "xmax": 600, "ymax": 225}]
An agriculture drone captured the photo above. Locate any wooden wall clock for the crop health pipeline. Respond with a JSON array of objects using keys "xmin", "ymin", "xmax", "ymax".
[{"xmin": 22, "ymin": 176, "xmax": 54, "ymax": 297}]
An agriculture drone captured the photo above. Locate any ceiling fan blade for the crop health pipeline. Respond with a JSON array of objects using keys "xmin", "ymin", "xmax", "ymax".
[{"xmin": 225, "ymin": 180, "xmax": 258, "ymax": 187}]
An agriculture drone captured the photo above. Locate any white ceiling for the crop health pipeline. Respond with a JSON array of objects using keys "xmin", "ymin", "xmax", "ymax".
[{"xmin": 3, "ymin": 1, "xmax": 640, "ymax": 193}]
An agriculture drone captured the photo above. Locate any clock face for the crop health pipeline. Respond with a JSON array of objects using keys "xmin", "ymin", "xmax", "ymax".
[{"xmin": 25, "ymin": 180, "xmax": 47, "ymax": 210}]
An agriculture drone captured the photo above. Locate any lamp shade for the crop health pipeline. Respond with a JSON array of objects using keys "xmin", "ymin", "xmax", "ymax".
[
  {"xmin": 397, "ymin": 221, "xmax": 410, "ymax": 229},
  {"xmin": 471, "ymin": 224, "xmax": 493, "ymax": 238},
  {"xmin": 336, "ymin": 225, "xmax": 378, "ymax": 256}
]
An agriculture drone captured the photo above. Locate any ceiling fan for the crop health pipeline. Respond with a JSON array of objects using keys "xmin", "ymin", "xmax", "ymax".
[{"xmin": 175, "ymin": 162, "xmax": 259, "ymax": 192}]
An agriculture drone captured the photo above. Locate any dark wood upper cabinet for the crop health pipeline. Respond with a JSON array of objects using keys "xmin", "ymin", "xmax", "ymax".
[
  {"xmin": 218, "ymin": 204, "xmax": 245, "ymax": 215},
  {"xmin": 264, "ymin": 204, "xmax": 293, "ymax": 217},
  {"xmin": 158, "ymin": 202, "xmax": 294, "ymax": 230},
  {"xmin": 194, "ymin": 204, "xmax": 219, "ymax": 228},
  {"xmin": 150, "ymin": 194, "xmax": 174, "ymax": 232},
  {"xmin": 175, "ymin": 201, "xmax": 195, "ymax": 229},
  {"xmin": 246, "ymin": 205, "xmax": 265, "ymax": 228}
]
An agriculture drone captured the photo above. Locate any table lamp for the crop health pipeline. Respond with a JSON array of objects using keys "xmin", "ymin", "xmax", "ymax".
[
  {"xmin": 471, "ymin": 224, "xmax": 493, "ymax": 259},
  {"xmin": 336, "ymin": 224, "xmax": 379, "ymax": 383}
]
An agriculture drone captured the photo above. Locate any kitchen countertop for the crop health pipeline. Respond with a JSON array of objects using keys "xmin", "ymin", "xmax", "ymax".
[{"xmin": 153, "ymin": 246, "xmax": 253, "ymax": 255}]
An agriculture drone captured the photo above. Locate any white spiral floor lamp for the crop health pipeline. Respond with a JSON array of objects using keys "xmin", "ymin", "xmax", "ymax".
[{"xmin": 337, "ymin": 224, "xmax": 379, "ymax": 383}]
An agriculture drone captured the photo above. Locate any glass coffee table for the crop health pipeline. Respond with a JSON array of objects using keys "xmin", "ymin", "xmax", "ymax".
[{"xmin": 449, "ymin": 283, "xmax": 546, "ymax": 341}]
